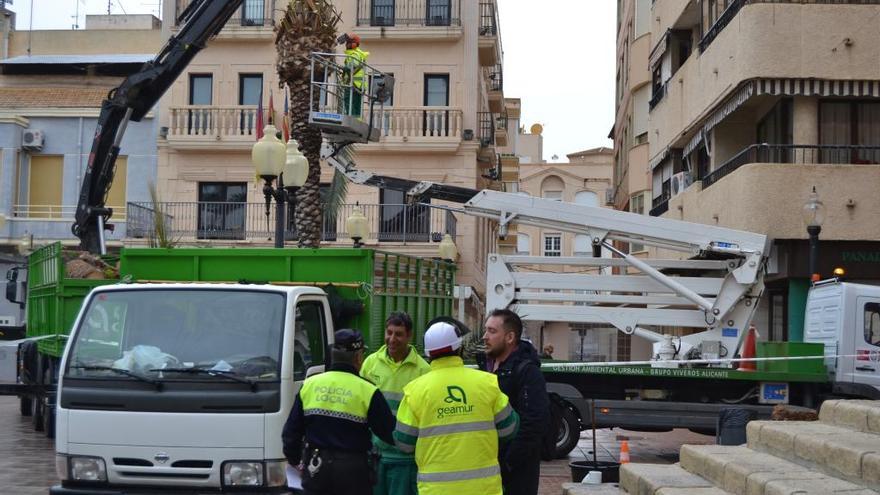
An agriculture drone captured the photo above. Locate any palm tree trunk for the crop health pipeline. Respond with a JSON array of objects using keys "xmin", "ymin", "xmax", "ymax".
[{"xmin": 290, "ymin": 82, "xmax": 323, "ymax": 247}]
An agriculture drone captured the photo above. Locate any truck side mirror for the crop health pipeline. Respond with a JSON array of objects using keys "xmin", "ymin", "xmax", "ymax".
[{"xmin": 5, "ymin": 267, "xmax": 23, "ymax": 308}]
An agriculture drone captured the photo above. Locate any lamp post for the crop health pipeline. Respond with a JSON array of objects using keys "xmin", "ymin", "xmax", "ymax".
[
  {"xmin": 802, "ymin": 186, "xmax": 826, "ymax": 282},
  {"xmin": 252, "ymin": 124, "xmax": 308, "ymax": 248},
  {"xmin": 345, "ymin": 204, "xmax": 368, "ymax": 248}
]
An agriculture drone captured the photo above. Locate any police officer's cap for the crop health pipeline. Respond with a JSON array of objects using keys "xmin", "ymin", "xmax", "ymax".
[{"xmin": 333, "ymin": 329, "xmax": 365, "ymax": 352}]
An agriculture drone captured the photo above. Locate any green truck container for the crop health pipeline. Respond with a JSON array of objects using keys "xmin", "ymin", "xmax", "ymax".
[{"xmin": 26, "ymin": 243, "xmax": 455, "ymax": 358}]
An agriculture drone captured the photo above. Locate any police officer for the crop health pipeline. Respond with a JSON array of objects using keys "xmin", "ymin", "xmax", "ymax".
[
  {"xmin": 394, "ymin": 319, "xmax": 519, "ymax": 495},
  {"xmin": 282, "ymin": 329, "xmax": 395, "ymax": 495}
]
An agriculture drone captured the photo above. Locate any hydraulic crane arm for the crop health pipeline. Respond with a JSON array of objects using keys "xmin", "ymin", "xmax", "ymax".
[{"xmin": 73, "ymin": 0, "xmax": 244, "ymax": 254}]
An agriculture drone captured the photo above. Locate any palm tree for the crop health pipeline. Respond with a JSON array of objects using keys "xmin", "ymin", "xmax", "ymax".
[{"xmin": 275, "ymin": 0, "xmax": 342, "ymax": 247}]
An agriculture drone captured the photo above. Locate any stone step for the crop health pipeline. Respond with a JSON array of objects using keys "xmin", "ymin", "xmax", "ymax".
[
  {"xmin": 746, "ymin": 420, "xmax": 880, "ymax": 491},
  {"xmin": 819, "ymin": 400, "xmax": 880, "ymax": 434},
  {"xmin": 679, "ymin": 443, "xmax": 879, "ymax": 495},
  {"xmin": 619, "ymin": 462, "xmax": 733, "ymax": 495}
]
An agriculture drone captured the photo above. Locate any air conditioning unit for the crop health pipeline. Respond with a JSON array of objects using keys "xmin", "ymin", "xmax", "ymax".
[
  {"xmin": 605, "ymin": 188, "xmax": 614, "ymax": 205},
  {"xmin": 670, "ymin": 171, "xmax": 692, "ymax": 197},
  {"xmin": 22, "ymin": 129, "xmax": 44, "ymax": 151}
]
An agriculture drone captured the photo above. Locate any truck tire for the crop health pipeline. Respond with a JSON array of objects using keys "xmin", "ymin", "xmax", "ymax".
[
  {"xmin": 19, "ymin": 396, "xmax": 32, "ymax": 416},
  {"xmin": 555, "ymin": 406, "xmax": 580, "ymax": 459}
]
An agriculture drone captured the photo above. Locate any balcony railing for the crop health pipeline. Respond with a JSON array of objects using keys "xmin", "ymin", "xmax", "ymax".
[
  {"xmin": 488, "ymin": 64, "xmax": 503, "ymax": 92},
  {"xmin": 478, "ymin": 111, "xmax": 495, "ymax": 146},
  {"xmin": 373, "ymin": 107, "xmax": 462, "ymax": 139},
  {"xmin": 12, "ymin": 204, "xmax": 126, "ymax": 220},
  {"xmin": 649, "ymin": 82, "xmax": 667, "ymax": 110},
  {"xmin": 127, "ymin": 202, "xmax": 457, "ymax": 244},
  {"xmin": 702, "ymin": 143, "xmax": 880, "ymax": 189},
  {"xmin": 175, "ymin": 0, "xmax": 276, "ymax": 27},
  {"xmin": 168, "ymin": 105, "xmax": 261, "ymax": 139},
  {"xmin": 699, "ymin": 0, "xmax": 880, "ymax": 53},
  {"xmin": 479, "ymin": 1, "xmax": 498, "ymax": 36},
  {"xmin": 355, "ymin": 0, "xmax": 461, "ymax": 27}
]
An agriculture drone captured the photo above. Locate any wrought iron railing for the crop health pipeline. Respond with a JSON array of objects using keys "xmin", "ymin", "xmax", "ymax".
[
  {"xmin": 355, "ymin": 0, "xmax": 461, "ymax": 27},
  {"xmin": 488, "ymin": 64, "xmax": 503, "ymax": 92},
  {"xmin": 478, "ymin": 111, "xmax": 495, "ymax": 146},
  {"xmin": 479, "ymin": 1, "xmax": 497, "ymax": 36},
  {"xmin": 127, "ymin": 202, "xmax": 457, "ymax": 244},
  {"xmin": 175, "ymin": 0, "xmax": 276, "ymax": 27},
  {"xmin": 702, "ymin": 143, "xmax": 880, "ymax": 189}
]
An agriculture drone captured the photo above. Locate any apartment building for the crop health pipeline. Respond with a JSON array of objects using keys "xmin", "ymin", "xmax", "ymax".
[
  {"xmin": 643, "ymin": 0, "xmax": 880, "ymax": 342},
  {"xmin": 0, "ymin": 13, "xmax": 163, "ymax": 327},
  {"xmin": 612, "ymin": 0, "xmax": 652, "ymax": 219},
  {"xmin": 154, "ymin": 0, "xmax": 508, "ymax": 328}
]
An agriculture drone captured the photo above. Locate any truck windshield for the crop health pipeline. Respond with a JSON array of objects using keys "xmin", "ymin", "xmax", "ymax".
[{"xmin": 66, "ymin": 289, "xmax": 285, "ymax": 382}]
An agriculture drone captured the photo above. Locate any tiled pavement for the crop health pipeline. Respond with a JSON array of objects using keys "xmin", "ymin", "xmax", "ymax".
[
  {"xmin": 0, "ymin": 396, "xmax": 713, "ymax": 495},
  {"xmin": 538, "ymin": 428, "xmax": 714, "ymax": 495}
]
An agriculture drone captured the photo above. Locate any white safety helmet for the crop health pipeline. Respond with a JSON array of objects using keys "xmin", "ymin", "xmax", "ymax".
[{"xmin": 423, "ymin": 322, "xmax": 463, "ymax": 358}]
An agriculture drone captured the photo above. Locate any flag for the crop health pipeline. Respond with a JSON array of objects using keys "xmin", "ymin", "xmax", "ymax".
[
  {"xmin": 268, "ymin": 90, "xmax": 275, "ymax": 126},
  {"xmin": 282, "ymin": 88, "xmax": 290, "ymax": 142},
  {"xmin": 255, "ymin": 86, "xmax": 264, "ymax": 140}
]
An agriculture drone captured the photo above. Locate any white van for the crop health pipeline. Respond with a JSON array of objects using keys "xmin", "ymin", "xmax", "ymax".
[{"xmin": 52, "ymin": 283, "xmax": 334, "ymax": 494}]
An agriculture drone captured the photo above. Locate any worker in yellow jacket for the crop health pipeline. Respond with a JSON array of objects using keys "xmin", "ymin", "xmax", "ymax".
[
  {"xmin": 342, "ymin": 33, "xmax": 369, "ymax": 118},
  {"xmin": 360, "ymin": 312, "xmax": 432, "ymax": 495},
  {"xmin": 394, "ymin": 318, "xmax": 519, "ymax": 495}
]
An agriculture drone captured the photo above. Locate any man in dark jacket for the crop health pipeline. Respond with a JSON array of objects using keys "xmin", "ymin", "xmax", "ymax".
[{"xmin": 480, "ymin": 309, "xmax": 550, "ymax": 495}]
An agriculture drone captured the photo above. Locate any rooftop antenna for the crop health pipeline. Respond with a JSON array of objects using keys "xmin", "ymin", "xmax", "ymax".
[{"xmin": 107, "ymin": 0, "xmax": 111, "ymax": 15}]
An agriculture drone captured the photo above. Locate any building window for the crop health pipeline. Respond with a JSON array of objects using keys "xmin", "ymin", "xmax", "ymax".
[
  {"xmin": 241, "ymin": 0, "xmax": 266, "ymax": 26},
  {"xmin": 543, "ymin": 190, "xmax": 562, "ymax": 201},
  {"xmin": 424, "ymin": 74, "xmax": 449, "ymax": 136},
  {"xmin": 26, "ymin": 155, "xmax": 63, "ymax": 218},
  {"xmin": 426, "ymin": 0, "xmax": 451, "ymax": 26},
  {"xmin": 371, "ymin": 0, "xmax": 395, "ymax": 26},
  {"xmin": 573, "ymin": 234, "xmax": 591, "ymax": 256},
  {"xmin": 516, "ymin": 233, "xmax": 531, "ymax": 255},
  {"xmin": 543, "ymin": 234, "xmax": 561, "ymax": 257},
  {"xmin": 189, "ymin": 74, "xmax": 213, "ymax": 134},
  {"xmin": 106, "ymin": 157, "xmax": 127, "ymax": 220},
  {"xmin": 820, "ymin": 101, "xmax": 880, "ymax": 164},
  {"xmin": 575, "ymin": 190, "xmax": 599, "ymax": 207},
  {"xmin": 541, "ymin": 175, "xmax": 564, "ymax": 201},
  {"xmin": 198, "ymin": 182, "xmax": 247, "ymax": 240},
  {"xmin": 629, "ymin": 193, "xmax": 645, "ymax": 252},
  {"xmin": 380, "ymin": 188, "xmax": 431, "ymax": 242},
  {"xmin": 239, "ymin": 74, "xmax": 263, "ymax": 135}
]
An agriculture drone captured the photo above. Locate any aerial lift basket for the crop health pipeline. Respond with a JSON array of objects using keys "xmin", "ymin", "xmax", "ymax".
[{"xmin": 308, "ymin": 52, "xmax": 394, "ymax": 145}]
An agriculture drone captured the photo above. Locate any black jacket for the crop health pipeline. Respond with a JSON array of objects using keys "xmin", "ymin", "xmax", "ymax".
[
  {"xmin": 482, "ymin": 341, "xmax": 550, "ymax": 470},
  {"xmin": 281, "ymin": 363, "xmax": 395, "ymax": 465}
]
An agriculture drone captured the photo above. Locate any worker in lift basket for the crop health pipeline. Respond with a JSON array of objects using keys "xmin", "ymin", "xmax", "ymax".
[
  {"xmin": 341, "ymin": 33, "xmax": 369, "ymax": 118},
  {"xmin": 282, "ymin": 329, "xmax": 395, "ymax": 495},
  {"xmin": 393, "ymin": 318, "xmax": 520, "ymax": 495}
]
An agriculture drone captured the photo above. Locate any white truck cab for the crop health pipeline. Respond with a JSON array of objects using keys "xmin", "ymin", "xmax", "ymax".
[
  {"xmin": 52, "ymin": 283, "xmax": 334, "ymax": 494},
  {"xmin": 805, "ymin": 280, "xmax": 880, "ymax": 398}
]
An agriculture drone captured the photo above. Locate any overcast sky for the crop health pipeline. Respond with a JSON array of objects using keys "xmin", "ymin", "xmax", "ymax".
[{"xmin": 9, "ymin": 0, "xmax": 615, "ymax": 161}]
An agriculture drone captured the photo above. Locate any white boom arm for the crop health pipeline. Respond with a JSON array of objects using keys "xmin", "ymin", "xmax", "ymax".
[{"xmin": 463, "ymin": 190, "xmax": 771, "ymax": 364}]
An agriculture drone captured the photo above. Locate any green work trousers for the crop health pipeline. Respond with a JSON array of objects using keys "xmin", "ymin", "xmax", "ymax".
[
  {"xmin": 343, "ymin": 87, "xmax": 363, "ymax": 118},
  {"xmin": 373, "ymin": 457, "xmax": 418, "ymax": 495}
]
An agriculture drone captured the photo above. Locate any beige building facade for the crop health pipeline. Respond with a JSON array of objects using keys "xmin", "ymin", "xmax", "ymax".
[
  {"xmin": 635, "ymin": 1, "xmax": 880, "ymax": 343},
  {"xmin": 154, "ymin": 0, "xmax": 508, "ymax": 329}
]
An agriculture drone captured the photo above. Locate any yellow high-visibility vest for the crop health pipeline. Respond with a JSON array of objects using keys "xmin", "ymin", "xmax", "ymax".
[
  {"xmin": 300, "ymin": 370, "xmax": 376, "ymax": 423},
  {"xmin": 394, "ymin": 356, "xmax": 518, "ymax": 495},
  {"xmin": 361, "ymin": 345, "xmax": 431, "ymax": 459},
  {"xmin": 344, "ymin": 47, "xmax": 370, "ymax": 89}
]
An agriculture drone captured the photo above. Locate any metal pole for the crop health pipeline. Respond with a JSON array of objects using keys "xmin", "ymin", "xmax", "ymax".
[
  {"xmin": 275, "ymin": 174, "xmax": 286, "ymax": 249},
  {"xmin": 808, "ymin": 225, "xmax": 821, "ymax": 279}
]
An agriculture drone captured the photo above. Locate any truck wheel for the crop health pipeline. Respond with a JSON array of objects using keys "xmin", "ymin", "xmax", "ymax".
[
  {"xmin": 19, "ymin": 396, "xmax": 32, "ymax": 417},
  {"xmin": 554, "ymin": 406, "xmax": 580, "ymax": 459}
]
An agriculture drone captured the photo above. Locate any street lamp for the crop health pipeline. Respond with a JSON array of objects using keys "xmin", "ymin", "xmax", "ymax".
[
  {"xmin": 345, "ymin": 204, "xmax": 368, "ymax": 248},
  {"xmin": 802, "ymin": 186, "xmax": 826, "ymax": 282},
  {"xmin": 438, "ymin": 233, "xmax": 458, "ymax": 262},
  {"xmin": 252, "ymin": 124, "xmax": 308, "ymax": 248}
]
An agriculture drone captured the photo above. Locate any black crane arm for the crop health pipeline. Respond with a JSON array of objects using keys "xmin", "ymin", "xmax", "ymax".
[{"xmin": 73, "ymin": 0, "xmax": 244, "ymax": 253}]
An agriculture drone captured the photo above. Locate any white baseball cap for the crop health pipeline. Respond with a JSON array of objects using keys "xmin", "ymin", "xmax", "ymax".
[{"xmin": 424, "ymin": 322, "xmax": 462, "ymax": 357}]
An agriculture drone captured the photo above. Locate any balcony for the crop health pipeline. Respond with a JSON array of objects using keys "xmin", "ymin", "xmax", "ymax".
[
  {"xmin": 477, "ymin": 111, "xmax": 495, "ymax": 147},
  {"xmin": 487, "ymin": 64, "xmax": 503, "ymax": 113},
  {"xmin": 703, "ymin": 144, "xmax": 880, "ymax": 189},
  {"xmin": 173, "ymin": 0, "xmax": 276, "ymax": 39},
  {"xmin": 478, "ymin": 1, "xmax": 501, "ymax": 66},
  {"xmin": 166, "ymin": 105, "xmax": 462, "ymax": 151},
  {"xmin": 353, "ymin": 0, "xmax": 463, "ymax": 41},
  {"xmin": 126, "ymin": 202, "xmax": 457, "ymax": 245},
  {"xmin": 7, "ymin": 205, "xmax": 128, "ymax": 241},
  {"xmin": 494, "ymin": 111, "xmax": 508, "ymax": 147}
]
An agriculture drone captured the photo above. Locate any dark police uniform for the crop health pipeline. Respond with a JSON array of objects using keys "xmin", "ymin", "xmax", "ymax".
[{"xmin": 282, "ymin": 329, "xmax": 395, "ymax": 495}]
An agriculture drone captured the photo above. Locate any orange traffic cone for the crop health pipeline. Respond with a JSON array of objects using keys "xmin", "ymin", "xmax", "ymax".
[
  {"xmin": 619, "ymin": 440, "xmax": 630, "ymax": 464},
  {"xmin": 738, "ymin": 325, "xmax": 757, "ymax": 372}
]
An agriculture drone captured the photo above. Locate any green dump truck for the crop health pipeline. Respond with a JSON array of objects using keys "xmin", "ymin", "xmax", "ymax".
[{"xmin": 8, "ymin": 243, "xmax": 454, "ymax": 438}]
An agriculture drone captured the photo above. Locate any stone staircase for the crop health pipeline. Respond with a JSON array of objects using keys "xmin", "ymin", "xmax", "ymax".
[{"xmin": 564, "ymin": 399, "xmax": 880, "ymax": 495}]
